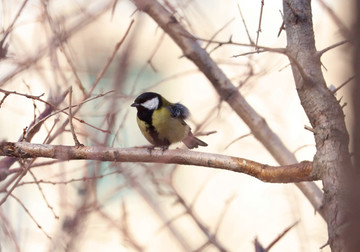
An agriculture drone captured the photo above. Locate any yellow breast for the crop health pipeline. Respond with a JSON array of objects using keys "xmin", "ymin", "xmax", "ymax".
[{"xmin": 137, "ymin": 107, "xmax": 190, "ymax": 146}]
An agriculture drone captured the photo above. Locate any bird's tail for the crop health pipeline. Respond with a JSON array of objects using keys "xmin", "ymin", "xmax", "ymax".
[{"xmin": 182, "ymin": 131, "xmax": 208, "ymax": 149}]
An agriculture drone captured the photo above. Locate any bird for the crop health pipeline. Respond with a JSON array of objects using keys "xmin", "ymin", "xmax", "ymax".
[{"xmin": 131, "ymin": 92, "xmax": 207, "ymax": 150}]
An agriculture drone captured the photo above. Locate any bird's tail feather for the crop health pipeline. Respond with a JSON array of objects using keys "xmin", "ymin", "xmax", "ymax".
[{"xmin": 182, "ymin": 131, "xmax": 208, "ymax": 149}]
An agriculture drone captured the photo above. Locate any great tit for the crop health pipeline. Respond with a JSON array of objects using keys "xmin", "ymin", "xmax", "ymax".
[{"xmin": 131, "ymin": 92, "xmax": 207, "ymax": 149}]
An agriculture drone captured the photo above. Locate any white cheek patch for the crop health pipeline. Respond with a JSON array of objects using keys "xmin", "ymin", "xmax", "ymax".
[{"xmin": 141, "ymin": 97, "xmax": 159, "ymax": 110}]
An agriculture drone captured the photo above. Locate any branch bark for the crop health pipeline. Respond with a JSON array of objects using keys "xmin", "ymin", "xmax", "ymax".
[{"xmin": 0, "ymin": 142, "xmax": 317, "ymax": 183}]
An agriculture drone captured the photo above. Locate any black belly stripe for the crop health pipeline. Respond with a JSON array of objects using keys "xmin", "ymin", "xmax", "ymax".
[{"xmin": 147, "ymin": 124, "xmax": 170, "ymax": 146}]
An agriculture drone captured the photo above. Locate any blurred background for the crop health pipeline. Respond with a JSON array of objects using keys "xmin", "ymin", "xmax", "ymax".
[{"xmin": 0, "ymin": 0, "xmax": 354, "ymax": 251}]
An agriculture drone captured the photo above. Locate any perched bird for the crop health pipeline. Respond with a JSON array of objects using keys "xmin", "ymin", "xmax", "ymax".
[{"xmin": 131, "ymin": 92, "xmax": 207, "ymax": 149}]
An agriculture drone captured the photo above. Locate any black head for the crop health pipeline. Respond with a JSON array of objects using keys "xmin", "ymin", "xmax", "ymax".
[{"xmin": 131, "ymin": 92, "xmax": 162, "ymax": 111}]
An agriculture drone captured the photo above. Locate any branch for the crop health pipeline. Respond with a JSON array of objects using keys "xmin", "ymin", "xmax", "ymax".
[
  {"xmin": 283, "ymin": 0, "xmax": 352, "ymax": 249},
  {"xmin": 0, "ymin": 142, "xmax": 318, "ymax": 183},
  {"xmin": 317, "ymin": 39, "xmax": 350, "ymax": 56},
  {"xmin": 255, "ymin": 0, "xmax": 265, "ymax": 50}
]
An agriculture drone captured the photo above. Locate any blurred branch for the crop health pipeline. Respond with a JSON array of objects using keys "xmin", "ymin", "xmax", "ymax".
[
  {"xmin": 9, "ymin": 193, "xmax": 52, "ymax": 239},
  {"xmin": 0, "ymin": 142, "xmax": 317, "ymax": 183},
  {"xmin": 254, "ymin": 221, "xmax": 298, "ymax": 252},
  {"xmin": 0, "ymin": 0, "xmax": 114, "ymax": 87},
  {"xmin": 0, "ymin": 0, "xmax": 30, "ymax": 60},
  {"xmin": 120, "ymin": 166, "xmax": 194, "ymax": 251},
  {"xmin": 45, "ymin": 19, "xmax": 134, "ymax": 144},
  {"xmin": 237, "ymin": 4, "xmax": 254, "ymax": 44},
  {"xmin": 0, "ymin": 207, "xmax": 20, "ymax": 251},
  {"xmin": 316, "ymin": 0, "xmax": 351, "ymax": 38}
]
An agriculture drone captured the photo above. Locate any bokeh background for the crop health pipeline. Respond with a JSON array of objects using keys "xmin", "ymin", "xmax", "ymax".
[{"xmin": 0, "ymin": 0, "xmax": 354, "ymax": 251}]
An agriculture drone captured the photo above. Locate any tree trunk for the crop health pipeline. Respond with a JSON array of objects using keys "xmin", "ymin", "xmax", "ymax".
[{"xmin": 283, "ymin": 0, "xmax": 352, "ymax": 251}]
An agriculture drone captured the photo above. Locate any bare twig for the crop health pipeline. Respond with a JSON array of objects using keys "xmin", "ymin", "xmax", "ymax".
[
  {"xmin": 174, "ymin": 190, "xmax": 228, "ymax": 251},
  {"xmin": 120, "ymin": 167, "xmax": 193, "ymax": 251},
  {"xmin": 68, "ymin": 87, "xmax": 82, "ymax": 147},
  {"xmin": 0, "ymin": 208, "xmax": 20, "ymax": 252},
  {"xmin": 331, "ymin": 76, "xmax": 355, "ymax": 94},
  {"xmin": 16, "ymin": 170, "xmax": 121, "ymax": 186},
  {"xmin": 10, "ymin": 193, "xmax": 52, "ymax": 240},
  {"xmin": 1, "ymin": 0, "xmax": 30, "ymax": 42},
  {"xmin": 317, "ymin": 40, "xmax": 350, "ymax": 56},
  {"xmin": 26, "ymin": 90, "xmax": 114, "ymax": 140},
  {"xmin": 204, "ymin": 18, "xmax": 235, "ymax": 51},
  {"xmin": 213, "ymin": 193, "xmax": 236, "ymax": 235},
  {"xmin": 194, "ymin": 36, "xmax": 287, "ymax": 55},
  {"xmin": 237, "ymin": 4, "xmax": 254, "ymax": 44},
  {"xmin": 292, "ymin": 144, "xmax": 315, "ymax": 155},
  {"xmin": 304, "ymin": 125, "xmax": 316, "ymax": 133},
  {"xmin": 225, "ymin": 133, "xmax": 252, "ymax": 150},
  {"xmin": 132, "ymin": 31, "xmax": 165, "ymax": 93},
  {"xmin": 255, "ymin": 0, "xmax": 265, "ymax": 50},
  {"xmin": 277, "ymin": 10, "xmax": 285, "ymax": 37},
  {"xmin": 266, "ymin": 221, "xmax": 299, "ymax": 250},
  {"xmin": 27, "ymin": 168, "xmax": 59, "ymax": 219}
]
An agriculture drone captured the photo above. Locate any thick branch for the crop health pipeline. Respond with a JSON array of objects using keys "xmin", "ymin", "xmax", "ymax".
[
  {"xmin": 0, "ymin": 142, "xmax": 318, "ymax": 183},
  {"xmin": 283, "ymin": 0, "xmax": 352, "ymax": 250}
]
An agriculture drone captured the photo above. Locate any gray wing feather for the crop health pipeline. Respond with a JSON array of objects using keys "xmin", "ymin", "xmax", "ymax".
[{"xmin": 169, "ymin": 103, "xmax": 189, "ymax": 119}]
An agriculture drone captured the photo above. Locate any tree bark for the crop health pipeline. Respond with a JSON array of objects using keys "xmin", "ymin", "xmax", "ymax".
[
  {"xmin": 283, "ymin": 0, "xmax": 352, "ymax": 251},
  {"xmin": 347, "ymin": 0, "xmax": 360, "ymax": 251}
]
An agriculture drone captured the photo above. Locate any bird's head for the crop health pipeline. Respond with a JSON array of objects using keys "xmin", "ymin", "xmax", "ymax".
[{"xmin": 131, "ymin": 92, "xmax": 163, "ymax": 111}]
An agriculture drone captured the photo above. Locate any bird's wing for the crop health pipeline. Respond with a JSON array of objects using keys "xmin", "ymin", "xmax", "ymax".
[{"xmin": 168, "ymin": 103, "xmax": 190, "ymax": 119}]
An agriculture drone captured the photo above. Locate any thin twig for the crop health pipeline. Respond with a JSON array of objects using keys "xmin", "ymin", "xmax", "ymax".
[
  {"xmin": 265, "ymin": 221, "xmax": 299, "ymax": 250},
  {"xmin": 132, "ymin": 31, "xmax": 165, "ymax": 94},
  {"xmin": 1, "ymin": 0, "xmax": 30, "ymax": 42},
  {"xmin": 237, "ymin": 4, "xmax": 254, "ymax": 44},
  {"xmin": 277, "ymin": 10, "xmax": 285, "ymax": 37},
  {"xmin": 293, "ymin": 144, "xmax": 315, "ymax": 155},
  {"xmin": 88, "ymin": 19, "xmax": 135, "ymax": 96},
  {"xmin": 26, "ymin": 90, "xmax": 114, "ymax": 139},
  {"xmin": 27, "ymin": 169, "xmax": 59, "ymax": 219},
  {"xmin": 255, "ymin": 0, "xmax": 265, "ymax": 50},
  {"xmin": 204, "ymin": 18, "xmax": 235, "ymax": 51},
  {"xmin": 332, "ymin": 75, "xmax": 355, "ymax": 94},
  {"xmin": 317, "ymin": 40, "xmax": 350, "ymax": 56},
  {"xmin": 17, "ymin": 170, "xmax": 121, "ymax": 186},
  {"xmin": 194, "ymin": 37, "xmax": 287, "ymax": 55},
  {"xmin": 68, "ymin": 87, "xmax": 82, "ymax": 147},
  {"xmin": 225, "ymin": 133, "xmax": 252, "ymax": 150},
  {"xmin": 213, "ymin": 193, "xmax": 236, "ymax": 235},
  {"xmin": 0, "ymin": 170, "xmax": 27, "ymax": 205},
  {"xmin": 9, "ymin": 193, "xmax": 52, "ymax": 240}
]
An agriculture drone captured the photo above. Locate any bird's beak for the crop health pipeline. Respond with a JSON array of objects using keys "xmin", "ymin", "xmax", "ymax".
[{"xmin": 131, "ymin": 102, "xmax": 139, "ymax": 107}]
